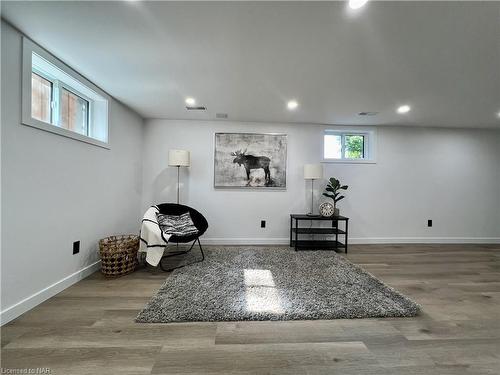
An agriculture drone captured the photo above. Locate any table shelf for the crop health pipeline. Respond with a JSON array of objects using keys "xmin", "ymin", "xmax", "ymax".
[
  {"xmin": 290, "ymin": 214, "xmax": 349, "ymax": 253},
  {"xmin": 291, "ymin": 240, "xmax": 346, "ymax": 250},
  {"xmin": 291, "ymin": 227, "xmax": 346, "ymax": 235}
]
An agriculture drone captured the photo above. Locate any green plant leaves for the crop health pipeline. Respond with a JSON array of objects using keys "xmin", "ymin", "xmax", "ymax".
[
  {"xmin": 325, "ymin": 177, "xmax": 347, "ymax": 203},
  {"xmin": 328, "ymin": 177, "xmax": 339, "ymax": 187}
]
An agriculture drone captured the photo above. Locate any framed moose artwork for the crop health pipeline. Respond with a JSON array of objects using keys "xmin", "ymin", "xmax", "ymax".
[{"xmin": 214, "ymin": 133, "xmax": 287, "ymax": 189}]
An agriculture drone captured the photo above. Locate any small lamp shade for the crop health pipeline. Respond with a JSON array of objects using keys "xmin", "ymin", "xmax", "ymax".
[
  {"xmin": 304, "ymin": 164, "xmax": 323, "ymax": 180},
  {"xmin": 168, "ymin": 150, "xmax": 190, "ymax": 167}
]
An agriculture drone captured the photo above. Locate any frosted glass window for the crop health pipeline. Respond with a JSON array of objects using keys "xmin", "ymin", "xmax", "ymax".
[{"xmin": 324, "ymin": 134, "xmax": 342, "ymax": 159}]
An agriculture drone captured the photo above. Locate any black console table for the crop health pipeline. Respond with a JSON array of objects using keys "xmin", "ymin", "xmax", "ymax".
[{"xmin": 290, "ymin": 214, "xmax": 349, "ymax": 253}]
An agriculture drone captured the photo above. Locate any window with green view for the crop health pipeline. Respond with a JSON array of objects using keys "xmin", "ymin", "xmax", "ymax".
[{"xmin": 323, "ymin": 131, "xmax": 372, "ymax": 161}]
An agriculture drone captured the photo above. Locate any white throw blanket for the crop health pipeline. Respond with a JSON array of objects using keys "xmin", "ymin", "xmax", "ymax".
[{"xmin": 139, "ymin": 206, "xmax": 172, "ymax": 266}]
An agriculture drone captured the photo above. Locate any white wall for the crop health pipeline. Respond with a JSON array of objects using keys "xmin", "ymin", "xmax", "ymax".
[
  {"xmin": 142, "ymin": 119, "xmax": 500, "ymax": 244},
  {"xmin": 1, "ymin": 21, "xmax": 144, "ymax": 324}
]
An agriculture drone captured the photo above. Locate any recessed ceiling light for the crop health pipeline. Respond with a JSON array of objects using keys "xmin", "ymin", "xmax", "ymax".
[
  {"xmin": 185, "ymin": 97, "xmax": 196, "ymax": 106},
  {"xmin": 497, "ymin": 111, "xmax": 500, "ymax": 118},
  {"xmin": 349, "ymin": 0, "xmax": 369, "ymax": 10},
  {"xmin": 397, "ymin": 105, "xmax": 411, "ymax": 114},
  {"xmin": 287, "ymin": 100, "xmax": 298, "ymax": 110}
]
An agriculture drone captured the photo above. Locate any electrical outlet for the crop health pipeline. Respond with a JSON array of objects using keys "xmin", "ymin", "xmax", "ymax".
[
  {"xmin": 427, "ymin": 220, "xmax": 433, "ymax": 227},
  {"xmin": 261, "ymin": 220, "xmax": 266, "ymax": 228},
  {"xmin": 73, "ymin": 241, "xmax": 80, "ymax": 254}
]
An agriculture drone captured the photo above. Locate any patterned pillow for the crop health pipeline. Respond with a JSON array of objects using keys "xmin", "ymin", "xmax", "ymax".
[{"xmin": 156, "ymin": 212, "xmax": 199, "ymax": 237}]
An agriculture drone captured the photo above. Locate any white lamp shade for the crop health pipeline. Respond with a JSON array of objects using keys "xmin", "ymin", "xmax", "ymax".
[
  {"xmin": 304, "ymin": 164, "xmax": 323, "ymax": 179},
  {"xmin": 168, "ymin": 149, "xmax": 190, "ymax": 167}
]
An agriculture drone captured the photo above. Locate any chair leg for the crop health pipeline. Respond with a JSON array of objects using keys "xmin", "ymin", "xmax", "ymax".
[
  {"xmin": 159, "ymin": 238, "xmax": 205, "ymax": 272},
  {"xmin": 197, "ymin": 237, "xmax": 205, "ymax": 262}
]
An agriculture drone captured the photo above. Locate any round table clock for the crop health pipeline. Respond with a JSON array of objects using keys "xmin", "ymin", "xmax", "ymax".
[{"xmin": 319, "ymin": 202, "xmax": 335, "ymax": 217}]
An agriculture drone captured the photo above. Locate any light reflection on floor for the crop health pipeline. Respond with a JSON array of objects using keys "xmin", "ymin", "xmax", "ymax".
[{"xmin": 244, "ymin": 269, "xmax": 284, "ymax": 314}]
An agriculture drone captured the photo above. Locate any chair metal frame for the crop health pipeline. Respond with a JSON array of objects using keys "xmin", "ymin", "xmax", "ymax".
[{"xmin": 159, "ymin": 237, "xmax": 205, "ymax": 272}]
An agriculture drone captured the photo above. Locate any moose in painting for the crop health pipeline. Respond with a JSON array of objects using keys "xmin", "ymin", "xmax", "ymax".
[{"xmin": 231, "ymin": 149, "xmax": 271, "ymax": 185}]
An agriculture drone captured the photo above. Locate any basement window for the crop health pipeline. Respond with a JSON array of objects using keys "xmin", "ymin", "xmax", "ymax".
[
  {"xmin": 323, "ymin": 129, "xmax": 376, "ymax": 163},
  {"xmin": 22, "ymin": 37, "xmax": 109, "ymax": 148}
]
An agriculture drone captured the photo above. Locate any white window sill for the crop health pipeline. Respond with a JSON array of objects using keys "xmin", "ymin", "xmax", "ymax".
[
  {"xmin": 322, "ymin": 159, "xmax": 376, "ymax": 164},
  {"xmin": 21, "ymin": 117, "xmax": 110, "ymax": 149}
]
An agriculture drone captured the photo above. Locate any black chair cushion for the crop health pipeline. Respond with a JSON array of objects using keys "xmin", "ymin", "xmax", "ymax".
[{"xmin": 156, "ymin": 203, "xmax": 208, "ymax": 243}]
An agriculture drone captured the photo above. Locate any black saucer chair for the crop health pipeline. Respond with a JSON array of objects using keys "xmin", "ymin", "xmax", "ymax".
[{"xmin": 156, "ymin": 203, "xmax": 208, "ymax": 272}]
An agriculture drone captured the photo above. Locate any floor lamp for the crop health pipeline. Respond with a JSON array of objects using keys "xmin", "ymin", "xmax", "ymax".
[
  {"xmin": 304, "ymin": 164, "xmax": 323, "ymax": 216},
  {"xmin": 168, "ymin": 149, "xmax": 190, "ymax": 204}
]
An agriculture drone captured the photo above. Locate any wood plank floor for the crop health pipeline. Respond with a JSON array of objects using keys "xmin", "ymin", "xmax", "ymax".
[{"xmin": 1, "ymin": 244, "xmax": 499, "ymax": 374}]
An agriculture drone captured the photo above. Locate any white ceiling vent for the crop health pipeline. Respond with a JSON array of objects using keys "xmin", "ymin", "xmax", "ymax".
[
  {"xmin": 186, "ymin": 106, "xmax": 207, "ymax": 110},
  {"xmin": 358, "ymin": 111, "xmax": 378, "ymax": 116},
  {"xmin": 216, "ymin": 113, "xmax": 228, "ymax": 119}
]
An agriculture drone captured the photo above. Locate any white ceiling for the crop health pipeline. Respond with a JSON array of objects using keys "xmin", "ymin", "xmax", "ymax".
[{"xmin": 2, "ymin": 1, "xmax": 500, "ymax": 128}]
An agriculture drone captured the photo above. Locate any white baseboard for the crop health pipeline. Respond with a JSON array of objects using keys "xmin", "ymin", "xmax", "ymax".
[
  {"xmin": 202, "ymin": 237, "xmax": 500, "ymax": 245},
  {"xmin": 349, "ymin": 237, "xmax": 500, "ymax": 244},
  {"xmin": 0, "ymin": 261, "xmax": 101, "ymax": 326},
  {"xmin": 203, "ymin": 238, "xmax": 290, "ymax": 245}
]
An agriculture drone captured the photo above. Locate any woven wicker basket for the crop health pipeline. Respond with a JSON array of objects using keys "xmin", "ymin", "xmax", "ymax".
[{"xmin": 99, "ymin": 235, "xmax": 139, "ymax": 278}]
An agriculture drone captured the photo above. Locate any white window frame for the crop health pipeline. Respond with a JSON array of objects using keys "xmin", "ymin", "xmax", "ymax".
[
  {"xmin": 322, "ymin": 128, "xmax": 377, "ymax": 164},
  {"xmin": 21, "ymin": 37, "xmax": 110, "ymax": 149},
  {"xmin": 31, "ymin": 69, "xmax": 55, "ymax": 123}
]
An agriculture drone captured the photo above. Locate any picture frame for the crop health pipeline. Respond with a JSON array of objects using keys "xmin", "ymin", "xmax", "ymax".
[{"xmin": 214, "ymin": 132, "xmax": 287, "ymax": 189}]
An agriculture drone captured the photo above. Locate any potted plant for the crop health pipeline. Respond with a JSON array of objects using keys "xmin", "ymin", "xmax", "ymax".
[{"xmin": 323, "ymin": 177, "xmax": 348, "ymax": 216}]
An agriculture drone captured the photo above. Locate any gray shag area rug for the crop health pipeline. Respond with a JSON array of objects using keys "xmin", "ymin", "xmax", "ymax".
[{"xmin": 136, "ymin": 247, "xmax": 419, "ymax": 323}]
